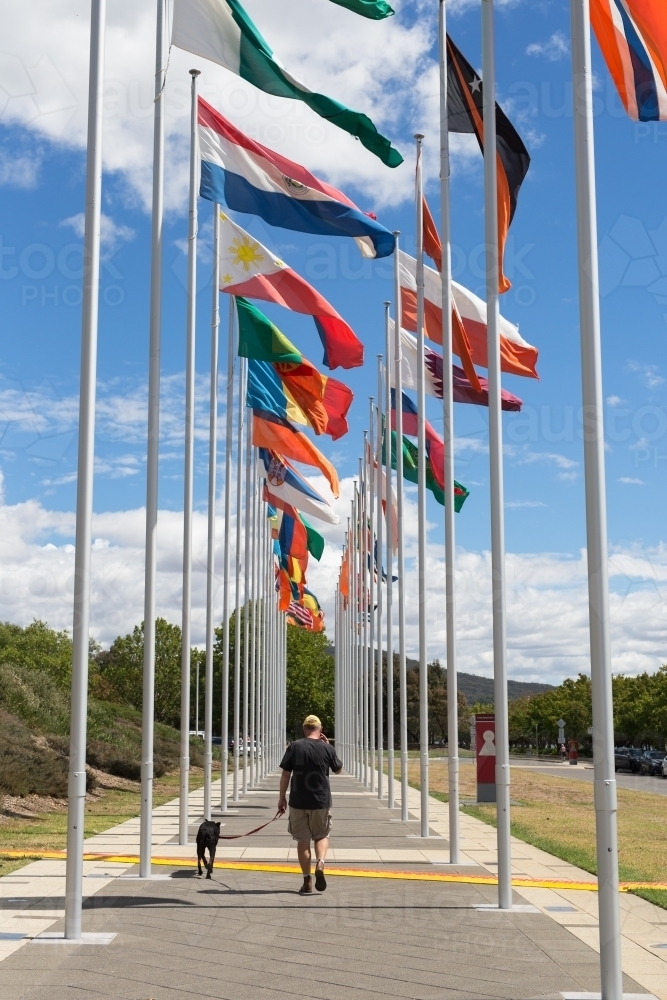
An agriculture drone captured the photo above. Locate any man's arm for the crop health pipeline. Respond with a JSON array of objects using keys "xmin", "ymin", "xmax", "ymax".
[{"xmin": 277, "ymin": 769, "xmax": 290, "ymax": 815}]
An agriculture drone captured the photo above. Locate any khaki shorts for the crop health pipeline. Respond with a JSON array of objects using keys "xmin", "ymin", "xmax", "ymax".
[{"xmin": 287, "ymin": 806, "xmax": 332, "ymax": 843}]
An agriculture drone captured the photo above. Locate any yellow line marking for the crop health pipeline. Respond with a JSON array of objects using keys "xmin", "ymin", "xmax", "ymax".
[{"xmin": 2, "ymin": 850, "xmax": 665, "ymax": 892}]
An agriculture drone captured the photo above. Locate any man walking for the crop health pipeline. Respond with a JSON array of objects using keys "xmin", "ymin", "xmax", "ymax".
[{"xmin": 277, "ymin": 714, "xmax": 343, "ymax": 894}]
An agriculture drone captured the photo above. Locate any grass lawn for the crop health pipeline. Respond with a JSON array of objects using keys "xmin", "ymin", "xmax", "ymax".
[
  {"xmin": 0, "ymin": 767, "xmax": 220, "ymax": 880},
  {"xmin": 390, "ymin": 757, "xmax": 667, "ymax": 909}
]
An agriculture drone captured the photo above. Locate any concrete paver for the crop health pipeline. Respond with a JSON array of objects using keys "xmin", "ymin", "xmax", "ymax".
[{"xmin": 0, "ymin": 768, "xmax": 659, "ymax": 999}]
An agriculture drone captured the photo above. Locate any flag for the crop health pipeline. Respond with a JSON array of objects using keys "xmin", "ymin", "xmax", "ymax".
[
  {"xmin": 198, "ymin": 100, "xmax": 396, "ymax": 259},
  {"xmin": 399, "ymin": 251, "xmax": 539, "ymax": 379},
  {"xmin": 252, "ymin": 411, "xmax": 339, "ymax": 496},
  {"xmin": 420, "ymin": 196, "xmax": 481, "ymax": 391},
  {"xmin": 394, "ymin": 323, "xmax": 522, "ymax": 411},
  {"xmin": 261, "ymin": 451, "xmax": 339, "ymax": 524},
  {"xmin": 339, "ymin": 546, "xmax": 350, "ymax": 605},
  {"xmin": 239, "ymin": 301, "xmax": 354, "ymax": 437},
  {"xmin": 218, "ymin": 214, "xmax": 362, "ymax": 369},
  {"xmin": 172, "ymin": 0, "xmax": 403, "ymax": 167},
  {"xmin": 327, "ymin": 0, "xmax": 394, "ymax": 18},
  {"xmin": 276, "ymin": 361, "xmax": 354, "ymax": 441},
  {"xmin": 387, "ymin": 393, "xmax": 446, "ymax": 490},
  {"xmin": 591, "ymin": 0, "xmax": 667, "ymax": 121},
  {"xmin": 384, "ymin": 428, "xmax": 469, "ymax": 511},
  {"xmin": 447, "ymin": 34, "xmax": 530, "ymax": 293},
  {"xmin": 300, "ymin": 516, "xmax": 325, "ymax": 562}
]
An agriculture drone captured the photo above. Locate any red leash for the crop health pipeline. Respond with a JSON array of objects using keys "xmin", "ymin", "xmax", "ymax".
[{"xmin": 217, "ymin": 810, "xmax": 282, "ymax": 840}]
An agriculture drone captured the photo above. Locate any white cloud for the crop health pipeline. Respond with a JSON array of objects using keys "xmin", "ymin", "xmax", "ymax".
[
  {"xmin": 0, "ymin": 148, "xmax": 41, "ymax": 188},
  {"xmin": 0, "ymin": 0, "xmax": 456, "ymax": 212},
  {"xmin": 526, "ymin": 31, "xmax": 569, "ymax": 62},
  {"xmin": 607, "ymin": 395, "xmax": 624, "ymax": 407},
  {"xmin": 515, "ymin": 449, "xmax": 578, "ymax": 470},
  {"xmin": 627, "ymin": 360, "xmax": 664, "ymax": 389},
  {"xmin": 0, "ymin": 472, "xmax": 665, "ymax": 683},
  {"xmin": 618, "ymin": 476, "xmax": 645, "ymax": 485},
  {"xmin": 61, "ymin": 212, "xmax": 135, "ymax": 251}
]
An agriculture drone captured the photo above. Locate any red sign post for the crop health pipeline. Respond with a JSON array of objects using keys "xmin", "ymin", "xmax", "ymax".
[
  {"xmin": 568, "ymin": 739, "xmax": 579, "ymax": 765},
  {"xmin": 475, "ymin": 713, "xmax": 496, "ymax": 803}
]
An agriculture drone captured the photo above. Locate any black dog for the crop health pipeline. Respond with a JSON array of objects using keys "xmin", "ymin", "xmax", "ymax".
[{"xmin": 196, "ymin": 820, "xmax": 221, "ymax": 878}]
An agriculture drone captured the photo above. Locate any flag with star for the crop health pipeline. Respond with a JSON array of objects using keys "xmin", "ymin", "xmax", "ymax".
[
  {"xmin": 447, "ymin": 35, "xmax": 530, "ymax": 293},
  {"xmin": 217, "ymin": 211, "xmax": 363, "ymax": 369}
]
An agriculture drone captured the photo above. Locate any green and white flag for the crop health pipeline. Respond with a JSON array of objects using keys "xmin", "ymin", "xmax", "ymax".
[
  {"xmin": 172, "ymin": 0, "xmax": 402, "ymax": 167},
  {"xmin": 327, "ymin": 0, "xmax": 394, "ymax": 18}
]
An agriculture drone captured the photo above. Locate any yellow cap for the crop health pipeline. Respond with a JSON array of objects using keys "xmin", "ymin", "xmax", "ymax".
[{"xmin": 303, "ymin": 714, "xmax": 322, "ymax": 728}]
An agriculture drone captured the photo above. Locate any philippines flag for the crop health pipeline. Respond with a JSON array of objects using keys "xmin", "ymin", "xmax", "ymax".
[
  {"xmin": 592, "ymin": 0, "xmax": 667, "ymax": 121},
  {"xmin": 198, "ymin": 98, "xmax": 396, "ymax": 259}
]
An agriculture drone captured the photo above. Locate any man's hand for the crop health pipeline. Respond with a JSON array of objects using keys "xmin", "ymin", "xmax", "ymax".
[
  {"xmin": 277, "ymin": 795, "xmax": 287, "ymax": 816},
  {"xmin": 318, "ymin": 732, "xmax": 330, "ymax": 743}
]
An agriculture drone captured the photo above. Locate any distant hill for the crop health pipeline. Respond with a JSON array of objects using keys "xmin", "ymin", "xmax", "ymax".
[
  {"xmin": 328, "ymin": 646, "xmax": 555, "ymax": 705},
  {"xmin": 457, "ymin": 671, "xmax": 554, "ymax": 705}
]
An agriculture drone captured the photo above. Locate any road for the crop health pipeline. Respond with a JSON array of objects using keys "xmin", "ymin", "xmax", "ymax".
[{"xmin": 431, "ymin": 754, "xmax": 667, "ymax": 797}]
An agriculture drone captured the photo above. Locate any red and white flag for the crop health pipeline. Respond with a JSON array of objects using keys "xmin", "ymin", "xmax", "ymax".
[{"xmin": 399, "ymin": 250, "xmax": 538, "ymax": 379}]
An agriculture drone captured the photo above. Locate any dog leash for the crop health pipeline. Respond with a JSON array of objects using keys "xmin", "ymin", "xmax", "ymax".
[{"xmin": 217, "ymin": 810, "xmax": 282, "ymax": 840}]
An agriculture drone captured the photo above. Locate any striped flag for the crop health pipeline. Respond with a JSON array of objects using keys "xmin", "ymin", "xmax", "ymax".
[{"xmin": 591, "ymin": 0, "xmax": 667, "ymax": 121}]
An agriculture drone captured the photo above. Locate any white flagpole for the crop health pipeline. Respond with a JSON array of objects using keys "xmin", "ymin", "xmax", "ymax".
[
  {"xmin": 140, "ymin": 0, "xmax": 166, "ymax": 878},
  {"xmin": 368, "ymin": 400, "xmax": 376, "ymax": 793},
  {"xmin": 439, "ymin": 0, "xmax": 460, "ymax": 862},
  {"xmin": 179, "ymin": 68, "xmax": 200, "ymax": 846},
  {"xmin": 203, "ymin": 203, "xmax": 220, "ymax": 821},
  {"xmin": 245, "ymin": 458, "xmax": 259, "ymax": 788},
  {"xmin": 221, "ymin": 292, "xmax": 235, "ymax": 812},
  {"xmin": 235, "ymin": 359, "xmax": 246, "ymax": 796},
  {"xmin": 414, "ymin": 134, "xmax": 430, "ymax": 839},
  {"xmin": 243, "ymin": 390, "xmax": 252, "ymax": 795},
  {"xmin": 570, "ymin": 0, "xmax": 622, "ymax": 991},
  {"xmin": 393, "ymin": 234, "xmax": 410, "ymax": 824},
  {"xmin": 481, "ymin": 0, "xmax": 511, "ymax": 907},
  {"xmin": 375, "ymin": 358, "xmax": 384, "ymax": 799},
  {"xmin": 384, "ymin": 304, "xmax": 395, "ymax": 809},
  {"xmin": 64, "ymin": 0, "xmax": 106, "ymax": 937},
  {"xmin": 361, "ymin": 445, "xmax": 369, "ymax": 787}
]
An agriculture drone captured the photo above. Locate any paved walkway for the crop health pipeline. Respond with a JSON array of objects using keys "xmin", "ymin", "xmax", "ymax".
[{"xmin": 0, "ymin": 769, "xmax": 662, "ymax": 999}]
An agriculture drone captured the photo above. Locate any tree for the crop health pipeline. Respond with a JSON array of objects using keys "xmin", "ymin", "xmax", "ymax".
[
  {"xmin": 97, "ymin": 619, "xmax": 183, "ymax": 726},
  {"xmin": 0, "ymin": 619, "xmax": 73, "ymax": 687},
  {"xmin": 285, "ymin": 623, "xmax": 334, "ymax": 740}
]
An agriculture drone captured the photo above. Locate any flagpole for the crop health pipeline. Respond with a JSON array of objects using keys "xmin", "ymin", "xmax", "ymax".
[
  {"xmin": 248, "ymin": 423, "xmax": 256, "ymax": 789},
  {"xmin": 223, "ymin": 292, "xmax": 235, "ymax": 811},
  {"xmin": 360, "ymin": 447, "xmax": 369, "ymax": 788},
  {"xmin": 179, "ymin": 67, "xmax": 200, "ymax": 848},
  {"xmin": 384, "ymin": 303, "xmax": 395, "ymax": 809},
  {"xmin": 481, "ymin": 0, "xmax": 511, "ymax": 908},
  {"xmin": 140, "ymin": 0, "xmax": 166, "ymax": 879},
  {"xmin": 236, "ymin": 360, "xmax": 247, "ymax": 795},
  {"xmin": 368, "ymin": 399, "xmax": 376, "ymax": 794},
  {"xmin": 439, "ymin": 0, "xmax": 460, "ymax": 862},
  {"xmin": 393, "ymin": 233, "xmax": 410, "ymax": 824},
  {"xmin": 352, "ymin": 484, "xmax": 359, "ymax": 778},
  {"xmin": 203, "ymin": 203, "xmax": 220, "ymax": 821},
  {"xmin": 570, "ymin": 0, "xmax": 622, "ymax": 991},
  {"xmin": 239, "ymin": 386, "xmax": 257, "ymax": 795},
  {"xmin": 64, "ymin": 0, "xmax": 106, "ymax": 937},
  {"xmin": 414, "ymin": 134, "xmax": 430, "ymax": 839},
  {"xmin": 244, "ymin": 456, "xmax": 259, "ymax": 788},
  {"xmin": 375, "ymin": 357, "xmax": 384, "ymax": 799}
]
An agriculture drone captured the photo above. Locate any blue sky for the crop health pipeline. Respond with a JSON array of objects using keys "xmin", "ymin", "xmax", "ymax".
[{"xmin": 0, "ymin": 0, "xmax": 665, "ymax": 680}]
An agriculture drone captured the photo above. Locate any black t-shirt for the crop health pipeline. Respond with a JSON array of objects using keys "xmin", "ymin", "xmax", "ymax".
[{"xmin": 279, "ymin": 738, "xmax": 342, "ymax": 810}]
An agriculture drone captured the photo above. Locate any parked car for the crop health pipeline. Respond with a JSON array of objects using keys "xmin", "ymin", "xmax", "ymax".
[
  {"xmin": 614, "ymin": 747, "xmax": 643, "ymax": 772},
  {"xmin": 640, "ymin": 750, "xmax": 667, "ymax": 776}
]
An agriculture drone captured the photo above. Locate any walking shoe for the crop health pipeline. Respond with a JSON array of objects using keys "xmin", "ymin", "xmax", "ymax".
[
  {"xmin": 315, "ymin": 866, "xmax": 327, "ymax": 892},
  {"xmin": 299, "ymin": 876, "xmax": 313, "ymax": 894}
]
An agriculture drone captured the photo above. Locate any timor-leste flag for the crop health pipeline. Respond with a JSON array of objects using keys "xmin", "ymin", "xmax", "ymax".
[{"xmin": 447, "ymin": 34, "xmax": 530, "ymax": 293}]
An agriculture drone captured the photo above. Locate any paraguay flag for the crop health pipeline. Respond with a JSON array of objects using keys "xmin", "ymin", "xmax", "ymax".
[
  {"xmin": 591, "ymin": 0, "xmax": 667, "ymax": 121},
  {"xmin": 198, "ymin": 98, "xmax": 396, "ymax": 259}
]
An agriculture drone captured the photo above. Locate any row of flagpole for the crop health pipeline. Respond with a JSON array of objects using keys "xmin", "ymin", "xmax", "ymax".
[{"xmin": 66, "ymin": 0, "xmax": 623, "ymax": 992}]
